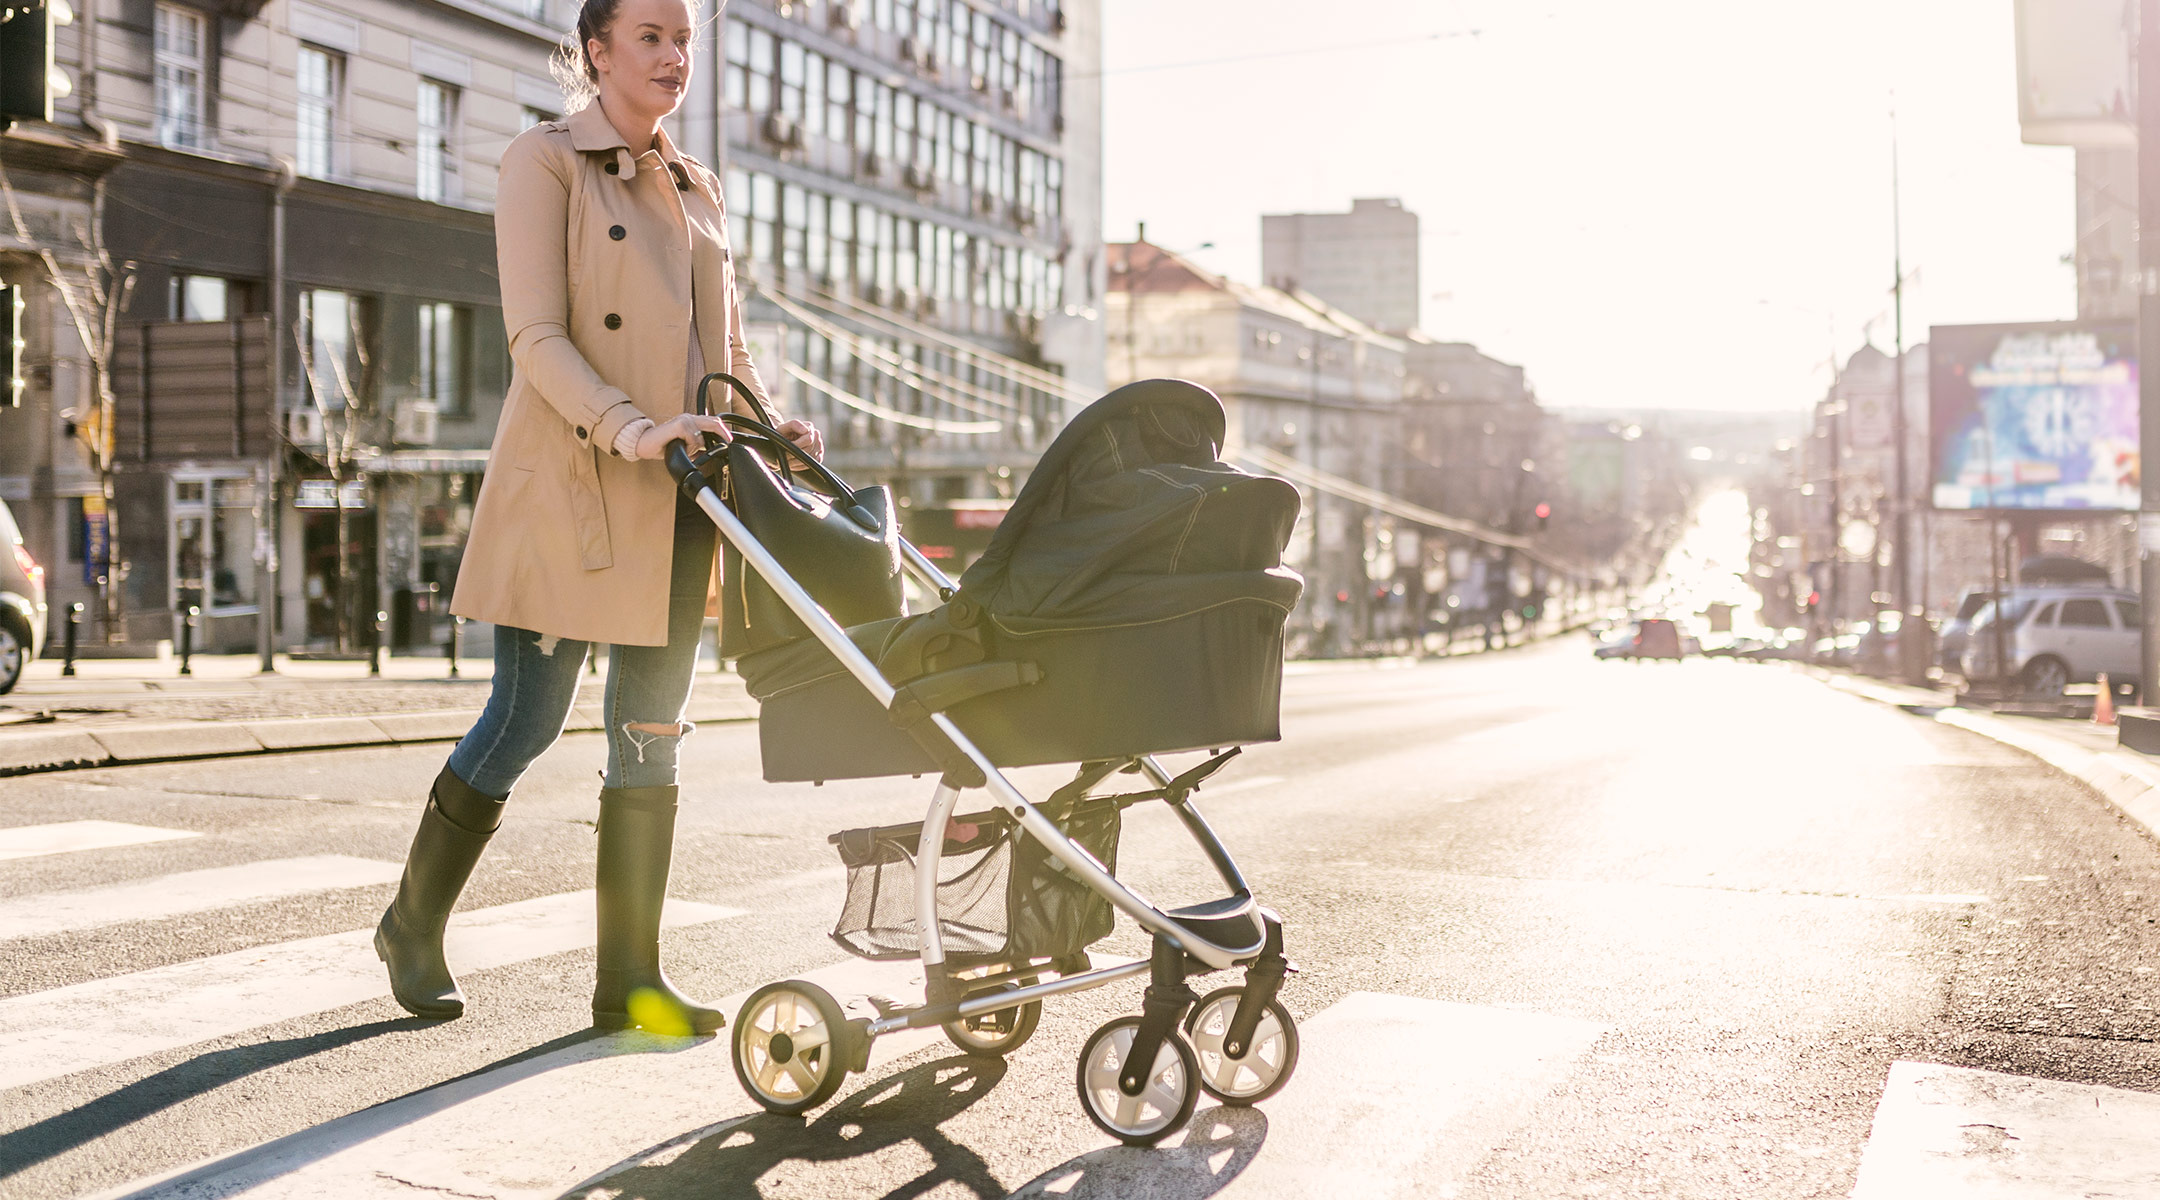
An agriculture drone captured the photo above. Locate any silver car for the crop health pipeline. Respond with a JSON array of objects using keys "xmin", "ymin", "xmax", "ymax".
[
  {"xmin": 0, "ymin": 498, "xmax": 48, "ymax": 694},
  {"xmin": 1959, "ymin": 586, "xmax": 2141, "ymax": 698}
]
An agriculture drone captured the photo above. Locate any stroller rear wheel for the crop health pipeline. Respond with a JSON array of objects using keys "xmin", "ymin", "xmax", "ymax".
[
  {"xmin": 943, "ymin": 985, "xmax": 1041, "ymax": 1057},
  {"xmin": 1184, "ymin": 986, "xmax": 1298, "ymax": 1105},
  {"xmin": 732, "ymin": 981, "xmax": 850, "ymax": 1115},
  {"xmin": 1075, "ymin": 1016, "xmax": 1198, "ymax": 1146}
]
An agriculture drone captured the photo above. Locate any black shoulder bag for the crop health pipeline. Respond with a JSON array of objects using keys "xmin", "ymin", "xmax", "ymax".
[{"xmin": 693, "ymin": 372, "xmax": 905, "ymax": 658}]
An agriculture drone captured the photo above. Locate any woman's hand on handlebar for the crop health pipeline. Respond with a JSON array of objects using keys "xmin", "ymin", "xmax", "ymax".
[
  {"xmin": 775, "ymin": 418, "xmax": 824, "ymax": 462},
  {"xmin": 634, "ymin": 413, "xmax": 731, "ymax": 461}
]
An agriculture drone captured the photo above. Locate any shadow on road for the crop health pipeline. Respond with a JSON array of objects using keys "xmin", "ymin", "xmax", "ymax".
[
  {"xmin": 1005, "ymin": 1106, "xmax": 1267, "ymax": 1199},
  {"xmin": 0, "ymin": 1016, "xmax": 431, "ymax": 1180},
  {"xmin": 561, "ymin": 1055, "xmax": 1009, "ymax": 1200}
]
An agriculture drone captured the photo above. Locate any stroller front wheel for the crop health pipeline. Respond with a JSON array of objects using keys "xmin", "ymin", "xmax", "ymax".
[
  {"xmin": 1076, "ymin": 1016, "xmax": 1199, "ymax": 1146},
  {"xmin": 1184, "ymin": 986, "xmax": 1299, "ymax": 1105},
  {"xmin": 732, "ymin": 981, "xmax": 851, "ymax": 1115}
]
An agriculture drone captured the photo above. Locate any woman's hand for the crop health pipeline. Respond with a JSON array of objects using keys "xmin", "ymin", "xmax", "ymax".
[
  {"xmin": 775, "ymin": 418, "xmax": 824, "ymax": 462},
  {"xmin": 633, "ymin": 413, "xmax": 732, "ymax": 460}
]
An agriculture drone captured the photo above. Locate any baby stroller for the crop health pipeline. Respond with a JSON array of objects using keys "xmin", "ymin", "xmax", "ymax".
[{"xmin": 667, "ymin": 377, "xmax": 1303, "ymax": 1146}]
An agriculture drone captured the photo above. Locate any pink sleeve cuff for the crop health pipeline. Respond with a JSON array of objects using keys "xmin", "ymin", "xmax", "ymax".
[{"xmin": 613, "ymin": 418, "xmax": 655, "ymax": 459}]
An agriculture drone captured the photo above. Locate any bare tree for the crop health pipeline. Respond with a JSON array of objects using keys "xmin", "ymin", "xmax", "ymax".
[{"xmin": 0, "ymin": 157, "xmax": 137, "ymax": 641}]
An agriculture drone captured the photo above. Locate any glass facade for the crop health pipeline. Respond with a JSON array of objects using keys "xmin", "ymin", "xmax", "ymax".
[{"xmin": 719, "ymin": 1, "xmax": 1077, "ymax": 486}]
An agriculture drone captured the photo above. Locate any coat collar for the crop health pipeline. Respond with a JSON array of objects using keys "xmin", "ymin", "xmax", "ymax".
[{"xmin": 567, "ymin": 102, "xmax": 686, "ymax": 179}]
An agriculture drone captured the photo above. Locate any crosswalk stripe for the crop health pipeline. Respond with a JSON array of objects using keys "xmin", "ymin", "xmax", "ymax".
[
  {"xmin": 0, "ymin": 821, "xmax": 200, "ymax": 861},
  {"xmin": 0, "ymin": 856, "xmax": 404, "ymax": 941},
  {"xmin": 0, "ymin": 891, "xmax": 745, "ymax": 1091},
  {"xmin": 1010, "ymin": 992, "xmax": 1607, "ymax": 1199},
  {"xmin": 1850, "ymin": 1060, "xmax": 2160, "ymax": 1198},
  {"xmin": 88, "ymin": 955, "xmax": 953, "ymax": 1200}
]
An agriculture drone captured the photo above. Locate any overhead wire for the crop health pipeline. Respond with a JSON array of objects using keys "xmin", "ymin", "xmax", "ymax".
[
  {"xmin": 757, "ymin": 283, "xmax": 1031, "ymax": 416},
  {"xmin": 784, "ymin": 361, "xmax": 999, "ymax": 434}
]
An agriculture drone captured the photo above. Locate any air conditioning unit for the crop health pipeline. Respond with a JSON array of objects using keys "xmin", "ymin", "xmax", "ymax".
[
  {"xmin": 761, "ymin": 114, "xmax": 802, "ymax": 148},
  {"xmin": 394, "ymin": 398, "xmax": 440, "ymax": 446},
  {"xmin": 863, "ymin": 283, "xmax": 887, "ymax": 306},
  {"xmin": 918, "ymin": 293, "xmax": 940, "ymax": 317},
  {"xmin": 1052, "ymin": 112, "xmax": 1066, "ymax": 135},
  {"xmin": 827, "ymin": 1, "xmax": 859, "ymax": 30},
  {"xmin": 1006, "ymin": 311, "xmax": 1042, "ymax": 341},
  {"xmin": 999, "ymin": 87, "xmax": 1016, "ymax": 111},
  {"xmin": 287, "ymin": 407, "xmax": 325, "ymax": 446},
  {"xmin": 895, "ymin": 287, "xmax": 918, "ymax": 311},
  {"xmin": 1010, "ymin": 202, "xmax": 1038, "ymax": 229},
  {"xmin": 902, "ymin": 163, "xmax": 936, "ymax": 192},
  {"xmin": 975, "ymin": 190, "xmax": 999, "ymax": 216},
  {"xmin": 970, "ymin": 72, "xmax": 988, "ymax": 93},
  {"xmin": 862, "ymin": 151, "xmax": 885, "ymax": 178},
  {"xmin": 923, "ymin": 49, "xmax": 941, "ymax": 76},
  {"xmin": 1051, "ymin": 7, "xmax": 1066, "ymax": 34},
  {"xmin": 900, "ymin": 35, "xmax": 923, "ymax": 66}
]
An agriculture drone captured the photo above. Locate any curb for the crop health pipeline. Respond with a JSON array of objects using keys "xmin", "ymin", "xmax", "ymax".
[
  {"xmin": 0, "ymin": 694, "xmax": 760, "ymax": 778},
  {"xmin": 1817, "ymin": 671, "xmax": 2160, "ymax": 845}
]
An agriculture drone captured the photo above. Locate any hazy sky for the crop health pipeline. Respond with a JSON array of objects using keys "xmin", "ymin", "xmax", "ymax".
[{"xmin": 1099, "ymin": 0, "xmax": 2084, "ymax": 413}]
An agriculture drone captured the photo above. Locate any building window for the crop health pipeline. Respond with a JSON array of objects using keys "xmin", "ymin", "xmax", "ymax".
[
  {"xmin": 169, "ymin": 274, "xmax": 230, "ymax": 322},
  {"xmin": 302, "ymin": 289, "xmax": 368, "ymax": 409},
  {"xmin": 154, "ymin": 4, "xmax": 207, "ymax": 150},
  {"xmin": 417, "ymin": 302, "xmax": 470, "ymax": 416},
  {"xmin": 417, "ymin": 79, "xmax": 459, "ymax": 203},
  {"xmin": 296, "ymin": 45, "xmax": 342, "ymax": 180},
  {"xmin": 522, "ymin": 106, "xmax": 555, "ymax": 130}
]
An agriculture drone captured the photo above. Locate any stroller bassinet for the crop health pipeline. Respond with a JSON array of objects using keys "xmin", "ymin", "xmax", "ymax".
[{"xmin": 738, "ymin": 378, "xmax": 1303, "ymax": 782}]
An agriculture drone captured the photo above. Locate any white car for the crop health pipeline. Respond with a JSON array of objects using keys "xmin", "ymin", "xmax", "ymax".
[
  {"xmin": 1960, "ymin": 587, "xmax": 2140, "ymax": 697},
  {"xmin": 0, "ymin": 498, "xmax": 48, "ymax": 694}
]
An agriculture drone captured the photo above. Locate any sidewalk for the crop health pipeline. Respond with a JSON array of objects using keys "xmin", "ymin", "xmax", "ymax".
[
  {"xmin": 0, "ymin": 650, "xmax": 756, "ymax": 776},
  {"xmin": 1815, "ymin": 668, "xmax": 2160, "ymax": 846}
]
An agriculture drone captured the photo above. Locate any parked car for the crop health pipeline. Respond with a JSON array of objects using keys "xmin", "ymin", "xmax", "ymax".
[
  {"xmin": 1960, "ymin": 586, "xmax": 2141, "ymax": 698},
  {"xmin": 1633, "ymin": 618, "xmax": 1684, "ymax": 661},
  {"xmin": 0, "ymin": 498, "xmax": 48, "ymax": 694}
]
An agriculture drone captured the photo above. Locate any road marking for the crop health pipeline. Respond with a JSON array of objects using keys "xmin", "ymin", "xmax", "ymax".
[
  {"xmin": 0, "ymin": 890, "xmax": 744, "ymax": 1091},
  {"xmin": 0, "ymin": 856, "xmax": 404, "ymax": 941},
  {"xmin": 88, "ymin": 956, "xmax": 962, "ymax": 1200},
  {"xmin": 0, "ymin": 820, "xmax": 200, "ymax": 861},
  {"xmin": 1851, "ymin": 1061, "xmax": 2160, "ymax": 1199}
]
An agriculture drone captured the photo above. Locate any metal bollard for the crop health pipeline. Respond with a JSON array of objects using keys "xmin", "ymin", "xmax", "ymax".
[
  {"xmin": 590, "ymin": 644, "xmax": 601, "ymax": 676},
  {"xmin": 448, "ymin": 615, "xmax": 462, "ymax": 678},
  {"xmin": 178, "ymin": 606, "xmax": 199, "ymax": 676},
  {"xmin": 62, "ymin": 602, "xmax": 80, "ymax": 676},
  {"xmin": 370, "ymin": 609, "xmax": 387, "ymax": 677}
]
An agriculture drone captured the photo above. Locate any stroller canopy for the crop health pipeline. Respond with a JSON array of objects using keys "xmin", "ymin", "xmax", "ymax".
[{"xmin": 954, "ymin": 378, "xmax": 1303, "ymax": 634}]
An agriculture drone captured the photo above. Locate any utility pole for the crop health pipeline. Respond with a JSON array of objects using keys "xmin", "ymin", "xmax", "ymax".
[
  {"xmin": 2141, "ymin": 0, "xmax": 2160, "ymax": 699},
  {"xmin": 1890, "ymin": 106, "xmax": 1919, "ymax": 680}
]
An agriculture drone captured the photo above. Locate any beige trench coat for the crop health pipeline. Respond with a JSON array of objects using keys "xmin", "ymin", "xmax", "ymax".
[{"xmin": 451, "ymin": 103, "xmax": 772, "ymax": 646}]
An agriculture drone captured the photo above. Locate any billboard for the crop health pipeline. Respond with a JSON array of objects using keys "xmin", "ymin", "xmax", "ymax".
[
  {"xmin": 1929, "ymin": 321, "xmax": 2137, "ymax": 512},
  {"xmin": 2013, "ymin": 0, "xmax": 2132, "ymax": 147}
]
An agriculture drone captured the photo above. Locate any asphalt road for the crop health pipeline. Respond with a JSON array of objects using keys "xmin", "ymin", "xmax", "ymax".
[{"xmin": 5, "ymin": 642, "xmax": 2160, "ymax": 1198}]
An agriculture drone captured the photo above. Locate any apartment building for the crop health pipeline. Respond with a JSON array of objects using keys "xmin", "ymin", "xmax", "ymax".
[{"xmin": 688, "ymin": 0, "xmax": 1105, "ymax": 506}]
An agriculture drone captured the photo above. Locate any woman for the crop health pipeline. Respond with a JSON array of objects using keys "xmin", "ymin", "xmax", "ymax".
[{"xmin": 374, "ymin": 0, "xmax": 820, "ymax": 1035}]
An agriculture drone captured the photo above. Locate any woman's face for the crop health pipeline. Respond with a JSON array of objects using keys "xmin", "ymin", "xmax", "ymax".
[{"xmin": 590, "ymin": 0, "xmax": 696, "ymax": 128}]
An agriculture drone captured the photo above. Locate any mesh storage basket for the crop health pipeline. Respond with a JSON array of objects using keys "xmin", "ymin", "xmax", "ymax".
[{"xmin": 829, "ymin": 799, "xmax": 1121, "ymax": 962}]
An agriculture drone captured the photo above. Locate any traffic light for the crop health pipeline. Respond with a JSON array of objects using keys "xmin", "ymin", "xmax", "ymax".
[
  {"xmin": 1534, "ymin": 502, "xmax": 1550, "ymax": 531},
  {"xmin": 0, "ymin": 1, "xmax": 69, "ymax": 126},
  {"xmin": 1, "ymin": 285, "xmax": 21, "ymax": 408}
]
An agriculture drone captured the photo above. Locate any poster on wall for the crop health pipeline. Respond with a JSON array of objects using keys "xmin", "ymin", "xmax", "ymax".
[{"xmin": 1929, "ymin": 321, "xmax": 2137, "ymax": 512}]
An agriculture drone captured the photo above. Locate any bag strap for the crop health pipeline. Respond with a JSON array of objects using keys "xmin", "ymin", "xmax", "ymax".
[{"xmin": 695, "ymin": 370, "xmax": 779, "ymax": 428}]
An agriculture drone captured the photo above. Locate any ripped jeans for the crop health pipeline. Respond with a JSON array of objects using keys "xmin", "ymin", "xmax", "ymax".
[{"xmin": 446, "ymin": 495, "xmax": 716, "ymax": 795}]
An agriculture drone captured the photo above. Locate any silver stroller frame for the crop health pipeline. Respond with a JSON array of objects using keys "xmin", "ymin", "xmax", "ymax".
[{"xmin": 669, "ymin": 439, "xmax": 1297, "ymax": 1145}]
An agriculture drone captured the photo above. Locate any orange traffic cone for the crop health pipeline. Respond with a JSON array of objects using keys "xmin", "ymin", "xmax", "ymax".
[{"xmin": 2096, "ymin": 673, "xmax": 2117, "ymax": 726}]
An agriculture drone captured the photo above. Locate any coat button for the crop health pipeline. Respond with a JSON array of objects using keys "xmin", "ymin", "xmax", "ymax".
[
  {"xmin": 604, "ymin": 160, "xmax": 619, "ymax": 175},
  {"xmin": 609, "ymin": 225, "xmax": 625, "ymax": 240},
  {"xmin": 575, "ymin": 426, "xmax": 588, "ymax": 439},
  {"xmin": 604, "ymin": 313, "xmax": 622, "ymax": 330}
]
